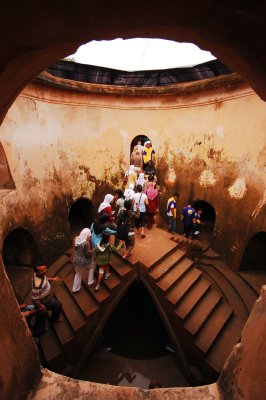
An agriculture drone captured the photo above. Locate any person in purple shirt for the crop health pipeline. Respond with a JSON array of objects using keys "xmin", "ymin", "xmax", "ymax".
[{"xmin": 181, "ymin": 201, "xmax": 195, "ymax": 238}]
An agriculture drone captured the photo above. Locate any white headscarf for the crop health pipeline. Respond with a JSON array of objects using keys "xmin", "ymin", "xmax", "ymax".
[
  {"xmin": 136, "ymin": 172, "xmax": 146, "ymax": 187},
  {"xmin": 124, "ymin": 183, "xmax": 135, "ymax": 200},
  {"xmin": 144, "ymin": 141, "xmax": 151, "ymax": 148},
  {"xmin": 98, "ymin": 194, "xmax": 114, "ymax": 214},
  {"xmin": 128, "ymin": 165, "xmax": 136, "ymax": 175},
  {"xmin": 75, "ymin": 228, "xmax": 91, "ymax": 246}
]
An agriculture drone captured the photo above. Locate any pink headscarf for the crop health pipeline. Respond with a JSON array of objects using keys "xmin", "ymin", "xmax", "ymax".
[{"xmin": 146, "ymin": 182, "xmax": 158, "ymax": 201}]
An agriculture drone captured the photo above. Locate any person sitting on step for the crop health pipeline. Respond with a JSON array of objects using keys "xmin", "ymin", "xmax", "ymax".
[{"xmin": 31, "ymin": 264, "xmax": 62, "ymax": 324}]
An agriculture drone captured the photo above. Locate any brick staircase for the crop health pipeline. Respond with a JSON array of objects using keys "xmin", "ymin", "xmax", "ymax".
[
  {"xmin": 139, "ymin": 233, "xmax": 259, "ymax": 375},
  {"xmin": 22, "ymin": 228, "xmax": 260, "ymax": 379},
  {"xmin": 36, "ymin": 253, "xmax": 137, "ymax": 373}
]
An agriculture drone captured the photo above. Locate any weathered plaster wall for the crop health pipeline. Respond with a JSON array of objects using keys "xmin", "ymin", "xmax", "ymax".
[
  {"xmin": 0, "ymin": 255, "xmax": 40, "ymax": 400},
  {"xmin": 0, "ymin": 75, "xmax": 265, "ymax": 269}
]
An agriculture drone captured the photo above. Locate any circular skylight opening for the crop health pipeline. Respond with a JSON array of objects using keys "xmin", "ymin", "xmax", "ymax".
[{"xmin": 68, "ymin": 38, "xmax": 216, "ymax": 71}]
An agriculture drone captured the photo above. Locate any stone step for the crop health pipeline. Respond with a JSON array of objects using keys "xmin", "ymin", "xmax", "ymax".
[
  {"xmin": 64, "ymin": 274, "xmax": 99, "ymax": 317},
  {"xmin": 166, "ymin": 268, "xmax": 202, "ymax": 305},
  {"xmin": 199, "ymin": 263, "xmax": 248, "ymax": 320},
  {"xmin": 39, "ymin": 319, "xmax": 62, "ymax": 363},
  {"xmin": 103, "ymin": 268, "xmax": 122, "ymax": 290},
  {"xmin": 194, "ymin": 302, "xmax": 234, "ymax": 354},
  {"xmin": 54, "ymin": 284, "xmax": 87, "ymax": 332},
  {"xmin": 205, "ymin": 260, "xmax": 258, "ymax": 312},
  {"xmin": 149, "ymin": 249, "xmax": 185, "ymax": 280},
  {"xmin": 201, "ymin": 248, "xmax": 223, "ymax": 260},
  {"xmin": 174, "ymin": 278, "xmax": 211, "ymax": 320},
  {"xmin": 85, "ymin": 279, "xmax": 111, "ymax": 303},
  {"xmin": 146, "ymin": 243, "xmax": 181, "ymax": 271},
  {"xmin": 206, "ymin": 316, "xmax": 245, "ymax": 372},
  {"xmin": 52, "ymin": 312, "xmax": 75, "ymax": 346},
  {"xmin": 156, "ymin": 258, "xmax": 194, "ymax": 292},
  {"xmin": 110, "ymin": 254, "xmax": 132, "ymax": 277},
  {"xmin": 183, "ymin": 289, "xmax": 222, "ymax": 335},
  {"xmin": 47, "ymin": 255, "xmax": 71, "ymax": 277}
]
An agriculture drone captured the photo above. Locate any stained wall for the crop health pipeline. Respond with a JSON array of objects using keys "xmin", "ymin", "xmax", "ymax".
[{"xmin": 0, "ymin": 73, "xmax": 265, "ymax": 268}]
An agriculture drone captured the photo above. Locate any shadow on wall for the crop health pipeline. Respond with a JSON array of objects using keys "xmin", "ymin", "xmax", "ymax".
[
  {"xmin": 239, "ymin": 232, "xmax": 266, "ymax": 270},
  {"xmin": 0, "ymin": 142, "xmax": 15, "ymax": 189},
  {"xmin": 69, "ymin": 197, "xmax": 95, "ymax": 236}
]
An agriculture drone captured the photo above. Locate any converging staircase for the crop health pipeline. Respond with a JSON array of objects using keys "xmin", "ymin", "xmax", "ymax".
[
  {"xmin": 138, "ymin": 231, "xmax": 259, "ymax": 376},
  {"xmin": 21, "ymin": 227, "xmax": 260, "ymax": 380},
  {"xmin": 34, "ymin": 253, "xmax": 137, "ymax": 374}
]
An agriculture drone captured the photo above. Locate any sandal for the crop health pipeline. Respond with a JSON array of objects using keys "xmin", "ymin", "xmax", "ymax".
[
  {"xmin": 95, "ymin": 284, "xmax": 101, "ymax": 291},
  {"xmin": 104, "ymin": 273, "xmax": 111, "ymax": 280}
]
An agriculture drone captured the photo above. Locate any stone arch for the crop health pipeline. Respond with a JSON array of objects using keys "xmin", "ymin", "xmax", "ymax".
[
  {"xmin": 3, "ymin": 227, "xmax": 41, "ymax": 267},
  {"xmin": 68, "ymin": 197, "xmax": 95, "ymax": 235},
  {"xmin": 3, "ymin": 228, "xmax": 42, "ymax": 303},
  {"xmin": 130, "ymin": 134, "xmax": 151, "ymax": 154},
  {"xmin": 0, "ymin": 3, "xmax": 266, "ymax": 126},
  {"xmin": 0, "ymin": 142, "xmax": 15, "ymax": 190},
  {"xmin": 239, "ymin": 232, "xmax": 266, "ymax": 271},
  {"xmin": 193, "ymin": 200, "xmax": 216, "ymax": 240}
]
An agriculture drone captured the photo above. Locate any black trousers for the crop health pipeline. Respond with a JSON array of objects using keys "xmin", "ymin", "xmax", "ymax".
[
  {"xmin": 41, "ymin": 294, "xmax": 62, "ymax": 322},
  {"xmin": 184, "ymin": 224, "xmax": 193, "ymax": 238}
]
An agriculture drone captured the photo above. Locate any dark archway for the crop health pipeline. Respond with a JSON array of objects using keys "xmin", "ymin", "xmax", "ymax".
[
  {"xmin": 69, "ymin": 197, "xmax": 94, "ymax": 236},
  {"xmin": 239, "ymin": 232, "xmax": 266, "ymax": 271},
  {"xmin": 130, "ymin": 134, "xmax": 151, "ymax": 154},
  {"xmin": 3, "ymin": 228, "xmax": 42, "ymax": 303},
  {"xmin": 193, "ymin": 200, "xmax": 216, "ymax": 241},
  {"xmin": 3, "ymin": 228, "xmax": 41, "ymax": 267}
]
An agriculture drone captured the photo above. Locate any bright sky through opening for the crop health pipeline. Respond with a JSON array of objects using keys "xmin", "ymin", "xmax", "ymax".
[{"xmin": 69, "ymin": 38, "xmax": 216, "ymax": 71}]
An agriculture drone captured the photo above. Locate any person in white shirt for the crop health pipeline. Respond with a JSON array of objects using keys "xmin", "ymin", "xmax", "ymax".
[
  {"xmin": 132, "ymin": 184, "xmax": 149, "ymax": 238},
  {"xmin": 31, "ymin": 264, "xmax": 62, "ymax": 323}
]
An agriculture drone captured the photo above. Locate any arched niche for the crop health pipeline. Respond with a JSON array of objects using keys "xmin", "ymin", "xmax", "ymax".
[
  {"xmin": 3, "ymin": 227, "xmax": 41, "ymax": 267},
  {"xmin": 0, "ymin": 142, "xmax": 15, "ymax": 190},
  {"xmin": 68, "ymin": 197, "xmax": 95, "ymax": 235},
  {"xmin": 130, "ymin": 134, "xmax": 151, "ymax": 154},
  {"xmin": 3, "ymin": 228, "xmax": 42, "ymax": 303},
  {"xmin": 239, "ymin": 232, "xmax": 266, "ymax": 271},
  {"xmin": 193, "ymin": 200, "xmax": 216, "ymax": 240}
]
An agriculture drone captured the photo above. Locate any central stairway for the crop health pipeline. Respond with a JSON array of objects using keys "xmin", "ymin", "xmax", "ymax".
[{"xmin": 32, "ymin": 227, "xmax": 259, "ymax": 380}]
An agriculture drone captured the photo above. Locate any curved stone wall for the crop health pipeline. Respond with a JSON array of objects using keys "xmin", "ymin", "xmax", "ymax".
[{"xmin": 0, "ymin": 72, "xmax": 265, "ymax": 268}]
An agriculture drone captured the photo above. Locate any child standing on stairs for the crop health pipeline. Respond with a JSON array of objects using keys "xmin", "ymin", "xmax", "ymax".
[{"xmin": 94, "ymin": 234, "xmax": 124, "ymax": 291}]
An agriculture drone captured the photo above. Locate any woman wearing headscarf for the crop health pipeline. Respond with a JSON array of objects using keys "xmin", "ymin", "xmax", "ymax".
[
  {"xmin": 124, "ymin": 183, "xmax": 135, "ymax": 201},
  {"xmin": 72, "ymin": 228, "xmax": 94, "ymax": 293},
  {"xmin": 90, "ymin": 214, "xmax": 117, "ymax": 248},
  {"xmin": 125, "ymin": 165, "xmax": 137, "ymax": 189},
  {"xmin": 136, "ymin": 172, "xmax": 147, "ymax": 192},
  {"xmin": 146, "ymin": 182, "xmax": 159, "ymax": 230},
  {"xmin": 98, "ymin": 194, "xmax": 115, "ymax": 222}
]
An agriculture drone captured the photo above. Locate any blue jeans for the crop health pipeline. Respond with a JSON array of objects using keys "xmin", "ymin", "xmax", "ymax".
[{"xmin": 168, "ymin": 216, "xmax": 176, "ymax": 232}]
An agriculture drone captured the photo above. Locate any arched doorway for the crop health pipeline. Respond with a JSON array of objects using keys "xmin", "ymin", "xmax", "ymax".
[
  {"xmin": 69, "ymin": 197, "xmax": 94, "ymax": 236},
  {"xmin": 239, "ymin": 232, "xmax": 266, "ymax": 271},
  {"xmin": 193, "ymin": 200, "xmax": 216, "ymax": 241},
  {"xmin": 3, "ymin": 228, "xmax": 42, "ymax": 303},
  {"xmin": 130, "ymin": 135, "xmax": 151, "ymax": 154},
  {"xmin": 3, "ymin": 228, "xmax": 41, "ymax": 267}
]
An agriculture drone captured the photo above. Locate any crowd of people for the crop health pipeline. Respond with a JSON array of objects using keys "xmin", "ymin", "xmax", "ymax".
[{"xmin": 25, "ymin": 139, "xmax": 203, "ymax": 338}]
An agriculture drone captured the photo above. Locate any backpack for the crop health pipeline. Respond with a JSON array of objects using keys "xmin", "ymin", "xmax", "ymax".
[{"xmin": 117, "ymin": 213, "xmax": 129, "ymax": 240}]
